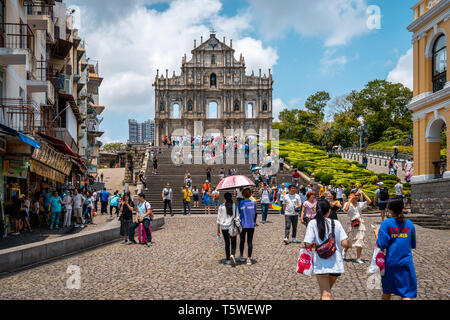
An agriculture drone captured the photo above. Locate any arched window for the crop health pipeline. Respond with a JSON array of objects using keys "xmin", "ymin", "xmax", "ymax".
[
  {"xmin": 187, "ymin": 100, "xmax": 193, "ymax": 112},
  {"xmin": 210, "ymin": 73, "xmax": 216, "ymax": 87},
  {"xmin": 234, "ymin": 100, "xmax": 240, "ymax": 111},
  {"xmin": 433, "ymin": 34, "xmax": 447, "ymax": 92},
  {"xmin": 208, "ymin": 101, "xmax": 218, "ymax": 119},
  {"xmin": 262, "ymin": 101, "xmax": 268, "ymax": 111},
  {"xmin": 211, "ymin": 54, "xmax": 215, "ymax": 65},
  {"xmin": 171, "ymin": 103, "xmax": 180, "ymax": 119},
  {"xmin": 247, "ymin": 103, "xmax": 254, "ymax": 118}
]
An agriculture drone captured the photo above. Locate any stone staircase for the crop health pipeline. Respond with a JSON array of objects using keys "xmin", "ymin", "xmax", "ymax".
[
  {"xmin": 142, "ymin": 147, "xmax": 308, "ymax": 215},
  {"xmin": 407, "ymin": 214, "xmax": 449, "ymax": 230}
]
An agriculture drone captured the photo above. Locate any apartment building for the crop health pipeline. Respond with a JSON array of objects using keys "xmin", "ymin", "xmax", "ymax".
[
  {"xmin": 129, "ymin": 119, "xmax": 155, "ymax": 144},
  {"xmin": 0, "ymin": 0, "xmax": 105, "ymax": 232}
]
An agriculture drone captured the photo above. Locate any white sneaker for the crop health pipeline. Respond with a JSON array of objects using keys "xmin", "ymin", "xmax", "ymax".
[
  {"xmin": 284, "ymin": 238, "xmax": 289, "ymax": 245},
  {"xmin": 230, "ymin": 255, "xmax": 236, "ymax": 266},
  {"xmin": 356, "ymin": 258, "xmax": 364, "ymax": 264},
  {"xmin": 292, "ymin": 238, "xmax": 297, "ymax": 243}
]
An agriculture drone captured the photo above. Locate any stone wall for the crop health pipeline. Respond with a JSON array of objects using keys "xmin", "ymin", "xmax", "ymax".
[
  {"xmin": 411, "ymin": 178, "xmax": 450, "ymax": 220},
  {"xmin": 124, "ymin": 143, "xmax": 148, "ymax": 184}
]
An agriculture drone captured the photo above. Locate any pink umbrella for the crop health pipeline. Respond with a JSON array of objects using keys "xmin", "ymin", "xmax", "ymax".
[{"xmin": 216, "ymin": 175, "xmax": 255, "ymax": 191}]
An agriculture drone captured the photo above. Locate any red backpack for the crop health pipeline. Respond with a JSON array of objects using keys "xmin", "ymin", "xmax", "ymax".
[{"xmin": 316, "ymin": 219, "xmax": 336, "ymax": 259}]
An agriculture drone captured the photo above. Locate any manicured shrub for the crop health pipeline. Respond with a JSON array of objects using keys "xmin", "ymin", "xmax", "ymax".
[{"xmin": 320, "ymin": 174, "xmax": 334, "ymax": 185}]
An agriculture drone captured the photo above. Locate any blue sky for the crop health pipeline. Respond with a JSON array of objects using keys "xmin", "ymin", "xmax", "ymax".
[{"xmin": 67, "ymin": 0, "xmax": 416, "ymax": 143}]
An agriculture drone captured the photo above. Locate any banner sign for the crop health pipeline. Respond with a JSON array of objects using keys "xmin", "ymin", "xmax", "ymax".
[
  {"xmin": 30, "ymin": 160, "xmax": 66, "ymax": 183},
  {"xmin": 32, "ymin": 144, "xmax": 72, "ymax": 176}
]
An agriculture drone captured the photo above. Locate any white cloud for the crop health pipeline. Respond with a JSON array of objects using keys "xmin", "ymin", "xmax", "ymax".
[
  {"xmin": 387, "ymin": 48, "xmax": 413, "ymax": 90},
  {"xmin": 248, "ymin": 0, "xmax": 371, "ymax": 47},
  {"xmin": 67, "ymin": 0, "xmax": 278, "ymax": 124}
]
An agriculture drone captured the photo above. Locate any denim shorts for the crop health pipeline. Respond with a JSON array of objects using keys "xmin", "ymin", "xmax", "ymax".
[{"xmin": 213, "ymin": 200, "xmax": 220, "ymax": 207}]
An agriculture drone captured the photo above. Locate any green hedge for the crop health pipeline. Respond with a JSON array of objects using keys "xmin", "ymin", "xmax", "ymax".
[{"xmin": 275, "ymin": 140, "xmax": 411, "ymax": 199}]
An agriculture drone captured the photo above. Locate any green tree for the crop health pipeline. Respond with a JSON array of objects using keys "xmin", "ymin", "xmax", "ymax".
[
  {"xmin": 102, "ymin": 142, "xmax": 125, "ymax": 153},
  {"xmin": 351, "ymin": 80, "xmax": 413, "ymax": 143},
  {"xmin": 305, "ymin": 91, "xmax": 331, "ymax": 121}
]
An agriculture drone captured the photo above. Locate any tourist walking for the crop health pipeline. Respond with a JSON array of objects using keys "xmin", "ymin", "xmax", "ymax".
[
  {"xmin": 49, "ymin": 191, "xmax": 63, "ymax": 230},
  {"xmin": 100, "ymin": 188, "xmax": 110, "ymax": 215},
  {"xmin": 128, "ymin": 193, "xmax": 153, "ymax": 246},
  {"xmin": 203, "ymin": 188, "xmax": 212, "ymax": 215},
  {"xmin": 405, "ymin": 158, "xmax": 413, "ymax": 183},
  {"xmin": 343, "ymin": 189, "xmax": 372, "ymax": 263},
  {"xmin": 100, "ymin": 172, "xmax": 104, "ymax": 182},
  {"xmin": 336, "ymin": 185, "xmax": 345, "ymax": 205},
  {"xmin": 217, "ymin": 192, "xmax": 237, "ymax": 266},
  {"xmin": 282, "ymin": 185, "xmax": 301, "ymax": 244},
  {"xmin": 237, "ymin": 188, "xmax": 257, "ymax": 265},
  {"xmin": 395, "ymin": 179, "xmax": 406, "ymax": 206},
  {"xmin": 63, "ymin": 190, "xmax": 73, "ymax": 228},
  {"xmin": 327, "ymin": 191, "xmax": 342, "ymax": 220},
  {"xmin": 20, "ymin": 195, "xmax": 32, "ymax": 232},
  {"xmin": 110, "ymin": 191, "xmax": 120, "ymax": 217},
  {"xmin": 139, "ymin": 171, "xmax": 148, "ymax": 190},
  {"xmin": 182, "ymin": 185, "xmax": 193, "ymax": 215},
  {"xmin": 374, "ymin": 182, "xmax": 390, "ymax": 222},
  {"xmin": 292, "ymin": 169, "xmax": 300, "ymax": 188},
  {"xmin": 212, "ymin": 188, "xmax": 220, "ymax": 214},
  {"xmin": 72, "ymin": 189, "xmax": 85, "ymax": 228},
  {"xmin": 83, "ymin": 191, "xmax": 94, "ymax": 224},
  {"xmin": 162, "ymin": 183, "xmax": 173, "ymax": 216},
  {"xmin": 192, "ymin": 186, "xmax": 200, "ymax": 208},
  {"xmin": 152, "ymin": 156, "xmax": 158, "ymax": 174},
  {"xmin": 377, "ymin": 199, "xmax": 417, "ymax": 300},
  {"xmin": 119, "ymin": 193, "xmax": 134, "ymax": 244},
  {"xmin": 206, "ymin": 166, "xmax": 212, "ymax": 183},
  {"xmin": 303, "ymin": 200, "xmax": 349, "ymax": 300},
  {"xmin": 259, "ymin": 184, "xmax": 271, "ymax": 224},
  {"xmin": 301, "ymin": 191, "xmax": 317, "ymax": 226}
]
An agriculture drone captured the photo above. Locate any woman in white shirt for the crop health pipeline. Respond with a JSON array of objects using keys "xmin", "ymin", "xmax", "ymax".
[
  {"xmin": 216, "ymin": 193, "xmax": 237, "ymax": 266},
  {"xmin": 304, "ymin": 200, "xmax": 348, "ymax": 300},
  {"xmin": 343, "ymin": 190, "xmax": 372, "ymax": 263}
]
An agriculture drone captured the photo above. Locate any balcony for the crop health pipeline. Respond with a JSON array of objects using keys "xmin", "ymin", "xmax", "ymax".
[
  {"xmin": 27, "ymin": 59, "xmax": 48, "ymax": 93},
  {"xmin": 0, "ymin": 23, "xmax": 35, "ymax": 65},
  {"xmin": 25, "ymin": 0, "xmax": 55, "ymax": 30},
  {"xmin": 0, "ymin": 99, "xmax": 38, "ymax": 134},
  {"xmin": 86, "ymin": 118, "xmax": 104, "ymax": 138},
  {"xmin": 53, "ymin": 127, "xmax": 79, "ymax": 154}
]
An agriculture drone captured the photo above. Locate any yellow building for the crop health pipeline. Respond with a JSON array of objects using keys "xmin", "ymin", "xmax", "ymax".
[{"xmin": 407, "ymin": 0, "xmax": 449, "ymax": 215}]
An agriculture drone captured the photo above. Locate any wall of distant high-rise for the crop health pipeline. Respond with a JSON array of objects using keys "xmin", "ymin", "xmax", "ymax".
[{"xmin": 128, "ymin": 119, "xmax": 155, "ymax": 144}]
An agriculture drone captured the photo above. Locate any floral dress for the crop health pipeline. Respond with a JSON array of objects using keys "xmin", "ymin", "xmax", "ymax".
[{"xmin": 344, "ymin": 201, "xmax": 367, "ymax": 248}]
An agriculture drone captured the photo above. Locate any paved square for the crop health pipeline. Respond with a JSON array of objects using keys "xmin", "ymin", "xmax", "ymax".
[{"xmin": 0, "ymin": 214, "xmax": 449, "ymax": 300}]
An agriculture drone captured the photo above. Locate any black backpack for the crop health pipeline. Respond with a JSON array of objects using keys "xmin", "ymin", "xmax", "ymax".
[{"xmin": 379, "ymin": 188, "xmax": 389, "ymax": 202}]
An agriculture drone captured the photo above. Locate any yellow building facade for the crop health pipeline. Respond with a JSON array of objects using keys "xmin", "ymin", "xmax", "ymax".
[
  {"xmin": 407, "ymin": 0, "xmax": 449, "ymax": 217},
  {"xmin": 407, "ymin": 0, "xmax": 449, "ymax": 182}
]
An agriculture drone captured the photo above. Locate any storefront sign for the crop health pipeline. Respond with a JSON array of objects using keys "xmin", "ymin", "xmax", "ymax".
[
  {"xmin": 30, "ymin": 160, "xmax": 66, "ymax": 183},
  {"xmin": 3, "ymin": 156, "xmax": 30, "ymax": 179},
  {"xmin": 32, "ymin": 144, "xmax": 72, "ymax": 176}
]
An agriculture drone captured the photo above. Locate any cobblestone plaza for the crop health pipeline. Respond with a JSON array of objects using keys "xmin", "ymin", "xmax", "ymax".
[{"xmin": 0, "ymin": 214, "xmax": 448, "ymax": 300}]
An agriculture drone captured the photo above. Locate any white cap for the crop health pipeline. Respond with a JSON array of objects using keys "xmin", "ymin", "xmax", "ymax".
[{"xmin": 378, "ymin": 182, "xmax": 384, "ymax": 186}]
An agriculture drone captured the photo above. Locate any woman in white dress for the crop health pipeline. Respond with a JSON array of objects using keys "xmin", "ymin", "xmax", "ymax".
[{"xmin": 343, "ymin": 189, "xmax": 372, "ymax": 264}]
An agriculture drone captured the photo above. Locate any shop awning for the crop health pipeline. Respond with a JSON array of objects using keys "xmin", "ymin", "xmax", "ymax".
[
  {"xmin": 0, "ymin": 123, "xmax": 40, "ymax": 149},
  {"xmin": 37, "ymin": 132, "xmax": 88, "ymax": 172}
]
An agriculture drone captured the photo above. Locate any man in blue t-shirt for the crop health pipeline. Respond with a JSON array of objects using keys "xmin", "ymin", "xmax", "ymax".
[{"xmin": 100, "ymin": 188, "xmax": 110, "ymax": 215}]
